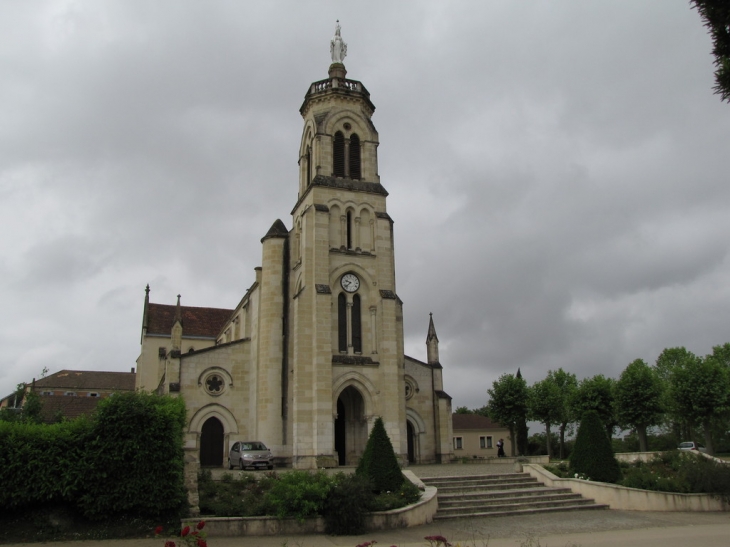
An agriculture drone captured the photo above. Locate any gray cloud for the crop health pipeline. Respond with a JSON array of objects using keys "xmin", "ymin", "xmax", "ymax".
[{"xmin": 1, "ymin": 1, "xmax": 728, "ymax": 415}]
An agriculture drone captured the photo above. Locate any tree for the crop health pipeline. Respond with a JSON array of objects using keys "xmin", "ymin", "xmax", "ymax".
[
  {"xmin": 571, "ymin": 375, "xmax": 616, "ymax": 439},
  {"xmin": 356, "ymin": 417, "xmax": 403, "ymax": 493},
  {"xmin": 454, "ymin": 406, "xmax": 473, "ymax": 414},
  {"xmin": 546, "ymin": 368, "xmax": 578, "ymax": 459},
  {"xmin": 709, "ymin": 342, "xmax": 730, "ymax": 368},
  {"xmin": 569, "ymin": 410, "xmax": 621, "ymax": 483},
  {"xmin": 654, "ymin": 347, "xmax": 698, "ymax": 440},
  {"xmin": 655, "ymin": 346, "xmax": 696, "ymax": 382},
  {"xmin": 614, "ymin": 359, "xmax": 664, "ymax": 452},
  {"xmin": 515, "ymin": 368, "xmax": 529, "ymax": 456},
  {"xmin": 690, "ymin": 0, "xmax": 730, "ymax": 102},
  {"xmin": 486, "ymin": 373, "xmax": 528, "ymax": 456},
  {"xmin": 527, "ymin": 377, "xmax": 563, "ymax": 458},
  {"xmin": 669, "ymin": 354, "xmax": 730, "ymax": 455}
]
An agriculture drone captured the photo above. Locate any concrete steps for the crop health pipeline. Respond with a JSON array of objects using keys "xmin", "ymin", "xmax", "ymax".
[{"xmin": 421, "ymin": 473, "xmax": 608, "ymax": 519}]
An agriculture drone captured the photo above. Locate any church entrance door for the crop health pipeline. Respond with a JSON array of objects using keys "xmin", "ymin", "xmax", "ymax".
[
  {"xmin": 200, "ymin": 416, "xmax": 224, "ymax": 467},
  {"xmin": 407, "ymin": 420, "xmax": 416, "ymax": 463},
  {"xmin": 334, "ymin": 386, "xmax": 367, "ymax": 465}
]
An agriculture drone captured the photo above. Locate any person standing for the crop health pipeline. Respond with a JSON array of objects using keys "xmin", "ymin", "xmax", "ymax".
[{"xmin": 497, "ymin": 438, "xmax": 505, "ymax": 457}]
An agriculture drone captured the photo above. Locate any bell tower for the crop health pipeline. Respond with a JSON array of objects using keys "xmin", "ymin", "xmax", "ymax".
[{"xmin": 286, "ymin": 22, "xmax": 407, "ymax": 468}]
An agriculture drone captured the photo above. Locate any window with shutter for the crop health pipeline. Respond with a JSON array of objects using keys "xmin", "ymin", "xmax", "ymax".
[
  {"xmin": 333, "ymin": 131, "xmax": 345, "ymax": 177},
  {"xmin": 349, "ymin": 133, "xmax": 361, "ymax": 179}
]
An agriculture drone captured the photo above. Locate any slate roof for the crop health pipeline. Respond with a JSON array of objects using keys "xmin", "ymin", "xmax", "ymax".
[
  {"xmin": 33, "ymin": 370, "xmax": 136, "ymax": 391},
  {"xmin": 146, "ymin": 303, "xmax": 234, "ymax": 338},
  {"xmin": 452, "ymin": 413, "xmax": 504, "ymax": 430}
]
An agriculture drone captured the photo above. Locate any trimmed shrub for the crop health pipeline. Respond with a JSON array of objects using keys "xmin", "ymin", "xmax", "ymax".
[
  {"xmin": 0, "ymin": 392, "xmax": 187, "ymax": 521},
  {"xmin": 0, "ymin": 417, "xmax": 92, "ymax": 509},
  {"xmin": 569, "ymin": 410, "xmax": 621, "ymax": 483},
  {"xmin": 366, "ymin": 477, "xmax": 421, "ymax": 512},
  {"xmin": 75, "ymin": 392, "xmax": 187, "ymax": 519},
  {"xmin": 198, "ymin": 470, "xmax": 274, "ymax": 517},
  {"xmin": 264, "ymin": 470, "xmax": 333, "ymax": 522},
  {"xmin": 323, "ymin": 472, "xmax": 374, "ymax": 535},
  {"xmin": 356, "ymin": 417, "xmax": 404, "ymax": 493}
]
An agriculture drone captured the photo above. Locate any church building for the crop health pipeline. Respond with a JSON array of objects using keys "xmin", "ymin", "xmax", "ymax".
[{"xmin": 135, "ymin": 23, "xmax": 454, "ymax": 469}]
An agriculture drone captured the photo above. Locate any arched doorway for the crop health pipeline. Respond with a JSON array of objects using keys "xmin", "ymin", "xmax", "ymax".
[
  {"xmin": 335, "ymin": 399, "xmax": 346, "ymax": 465},
  {"xmin": 334, "ymin": 386, "xmax": 367, "ymax": 465},
  {"xmin": 407, "ymin": 420, "xmax": 416, "ymax": 463},
  {"xmin": 200, "ymin": 416, "xmax": 224, "ymax": 467}
]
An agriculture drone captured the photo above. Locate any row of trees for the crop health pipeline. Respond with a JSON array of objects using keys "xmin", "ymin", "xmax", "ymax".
[{"xmin": 461, "ymin": 343, "xmax": 730, "ymax": 457}]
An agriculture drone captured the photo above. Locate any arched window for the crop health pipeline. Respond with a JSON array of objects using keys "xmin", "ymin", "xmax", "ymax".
[
  {"xmin": 352, "ymin": 294, "xmax": 362, "ymax": 353},
  {"xmin": 305, "ymin": 145, "xmax": 312, "ymax": 186},
  {"xmin": 338, "ymin": 293, "xmax": 347, "ymax": 352},
  {"xmin": 333, "ymin": 131, "xmax": 345, "ymax": 177},
  {"xmin": 349, "ymin": 133, "xmax": 361, "ymax": 180},
  {"xmin": 346, "ymin": 210, "xmax": 353, "ymax": 249}
]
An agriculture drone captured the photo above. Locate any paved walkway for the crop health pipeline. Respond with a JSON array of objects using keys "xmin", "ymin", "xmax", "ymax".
[{"xmin": 10, "ymin": 465, "xmax": 727, "ymax": 547}]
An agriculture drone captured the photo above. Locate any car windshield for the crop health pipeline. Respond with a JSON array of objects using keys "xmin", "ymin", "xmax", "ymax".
[
  {"xmin": 241, "ymin": 442, "xmax": 267, "ymax": 451},
  {"xmin": 679, "ymin": 442, "xmax": 694, "ymax": 448}
]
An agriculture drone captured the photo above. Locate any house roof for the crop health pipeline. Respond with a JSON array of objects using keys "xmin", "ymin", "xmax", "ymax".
[
  {"xmin": 38, "ymin": 395, "xmax": 101, "ymax": 423},
  {"xmin": 146, "ymin": 303, "xmax": 233, "ymax": 338},
  {"xmin": 452, "ymin": 413, "xmax": 504, "ymax": 430},
  {"xmin": 33, "ymin": 370, "xmax": 136, "ymax": 391}
]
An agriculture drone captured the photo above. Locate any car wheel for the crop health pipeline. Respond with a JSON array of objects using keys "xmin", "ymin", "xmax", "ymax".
[
  {"xmin": 228, "ymin": 458, "xmax": 233, "ymax": 470},
  {"xmin": 239, "ymin": 459, "xmax": 245, "ymax": 470}
]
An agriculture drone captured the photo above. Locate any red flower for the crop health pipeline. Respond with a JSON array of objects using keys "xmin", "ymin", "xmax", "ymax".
[
  {"xmin": 165, "ymin": 542, "xmax": 176, "ymax": 547},
  {"xmin": 181, "ymin": 526, "xmax": 190, "ymax": 537},
  {"xmin": 196, "ymin": 539, "xmax": 207, "ymax": 547},
  {"xmin": 154, "ymin": 526, "xmax": 164, "ymax": 536},
  {"xmin": 196, "ymin": 520, "xmax": 206, "ymax": 530}
]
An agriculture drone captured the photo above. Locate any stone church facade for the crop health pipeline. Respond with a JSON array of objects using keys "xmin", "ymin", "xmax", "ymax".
[{"xmin": 135, "ymin": 26, "xmax": 454, "ymax": 469}]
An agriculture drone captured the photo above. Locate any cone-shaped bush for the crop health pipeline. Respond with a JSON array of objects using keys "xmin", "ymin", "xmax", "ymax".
[
  {"xmin": 569, "ymin": 410, "xmax": 621, "ymax": 483},
  {"xmin": 356, "ymin": 417, "xmax": 404, "ymax": 493}
]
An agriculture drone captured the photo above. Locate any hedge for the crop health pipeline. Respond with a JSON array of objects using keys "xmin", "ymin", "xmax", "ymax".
[{"xmin": 0, "ymin": 392, "xmax": 187, "ymax": 520}]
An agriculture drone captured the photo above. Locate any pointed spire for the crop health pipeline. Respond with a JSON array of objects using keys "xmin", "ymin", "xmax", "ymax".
[
  {"xmin": 141, "ymin": 284, "xmax": 150, "ymax": 344},
  {"xmin": 142, "ymin": 284, "xmax": 150, "ymax": 329},
  {"xmin": 174, "ymin": 294, "xmax": 182, "ymax": 325},
  {"xmin": 427, "ymin": 312, "xmax": 439, "ymax": 343},
  {"xmin": 261, "ymin": 219, "xmax": 289, "ymax": 242},
  {"xmin": 516, "ymin": 368, "xmax": 522, "ymax": 379},
  {"xmin": 426, "ymin": 312, "xmax": 440, "ymax": 366}
]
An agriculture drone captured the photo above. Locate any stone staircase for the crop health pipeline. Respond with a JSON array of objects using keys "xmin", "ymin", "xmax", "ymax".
[{"xmin": 422, "ymin": 473, "xmax": 608, "ymax": 519}]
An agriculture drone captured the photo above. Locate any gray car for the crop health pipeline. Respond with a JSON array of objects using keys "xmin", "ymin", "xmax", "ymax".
[{"xmin": 228, "ymin": 441, "xmax": 274, "ymax": 470}]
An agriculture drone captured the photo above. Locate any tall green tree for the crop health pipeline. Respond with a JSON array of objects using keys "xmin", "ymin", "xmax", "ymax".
[
  {"xmin": 690, "ymin": 0, "xmax": 730, "ymax": 102},
  {"xmin": 486, "ymin": 373, "xmax": 528, "ymax": 457},
  {"xmin": 669, "ymin": 354, "xmax": 730, "ymax": 455},
  {"xmin": 614, "ymin": 359, "xmax": 664, "ymax": 452},
  {"xmin": 709, "ymin": 342, "xmax": 730, "ymax": 368},
  {"xmin": 546, "ymin": 368, "xmax": 578, "ymax": 459},
  {"xmin": 515, "ymin": 368, "xmax": 529, "ymax": 456},
  {"xmin": 655, "ymin": 347, "xmax": 697, "ymax": 382},
  {"xmin": 571, "ymin": 375, "xmax": 616, "ymax": 439},
  {"xmin": 527, "ymin": 376, "xmax": 563, "ymax": 458},
  {"xmin": 454, "ymin": 406, "xmax": 473, "ymax": 414},
  {"xmin": 654, "ymin": 347, "xmax": 698, "ymax": 440}
]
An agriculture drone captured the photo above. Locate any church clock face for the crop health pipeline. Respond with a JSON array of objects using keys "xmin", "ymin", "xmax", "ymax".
[{"xmin": 340, "ymin": 273, "xmax": 360, "ymax": 293}]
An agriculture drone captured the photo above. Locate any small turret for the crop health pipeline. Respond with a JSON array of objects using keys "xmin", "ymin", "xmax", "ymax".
[
  {"xmin": 140, "ymin": 284, "xmax": 150, "ymax": 344},
  {"xmin": 171, "ymin": 294, "xmax": 183, "ymax": 351},
  {"xmin": 426, "ymin": 313, "xmax": 440, "ymax": 365}
]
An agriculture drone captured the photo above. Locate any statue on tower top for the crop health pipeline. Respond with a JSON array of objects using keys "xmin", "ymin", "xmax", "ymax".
[{"xmin": 330, "ymin": 20, "xmax": 347, "ymax": 64}]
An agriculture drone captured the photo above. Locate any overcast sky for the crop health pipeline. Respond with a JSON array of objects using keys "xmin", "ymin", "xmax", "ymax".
[{"xmin": 1, "ymin": 1, "xmax": 728, "ymax": 410}]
